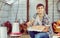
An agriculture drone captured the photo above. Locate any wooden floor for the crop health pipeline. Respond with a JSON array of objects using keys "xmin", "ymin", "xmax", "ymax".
[
  {"xmin": 20, "ymin": 34, "xmax": 31, "ymax": 38},
  {"xmin": 8, "ymin": 34, "xmax": 31, "ymax": 38}
]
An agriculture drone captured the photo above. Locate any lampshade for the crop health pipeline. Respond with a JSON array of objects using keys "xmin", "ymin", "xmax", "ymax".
[
  {"xmin": 10, "ymin": 22, "xmax": 21, "ymax": 36},
  {"xmin": 0, "ymin": 27, "xmax": 7, "ymax": 38}
]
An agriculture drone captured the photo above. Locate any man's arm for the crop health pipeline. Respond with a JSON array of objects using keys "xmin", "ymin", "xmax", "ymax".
[
  {"xmin": 42, "ymin": 15, "xmax": 50, "ymax": 32},
  {"xmin": 26, "ymin": 20, "xmax": 34, "ymax": 27}
]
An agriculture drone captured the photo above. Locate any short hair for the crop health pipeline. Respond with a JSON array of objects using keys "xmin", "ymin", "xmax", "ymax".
[{"xmin": 36, "ymin": 4, "xmax": 44, "ymax": 8}]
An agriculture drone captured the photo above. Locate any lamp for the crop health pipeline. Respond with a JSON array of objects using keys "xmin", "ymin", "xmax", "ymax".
[
  {"xmin": 10, "ymin": 0, "xmax": 21, "ymax": 37},
  {"xmin": 0, "ymin": 27, "xmax": 7, "ymax": 38},
  {"xmin": 10, "ymin": 22, "xmax": 21, "ymax": 36}
]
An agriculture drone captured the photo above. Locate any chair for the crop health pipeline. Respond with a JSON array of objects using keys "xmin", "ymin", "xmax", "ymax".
[
  {"xmin": 52, "ymin": 21, "xmax": 60, "ymax": 38},
  {"xmin": 19, "ymin": 22, "xmax": 28, "ymax": 34},
  {"xmin": 2, "ymin": 21, "xmax": 12, "ymax": 35}
]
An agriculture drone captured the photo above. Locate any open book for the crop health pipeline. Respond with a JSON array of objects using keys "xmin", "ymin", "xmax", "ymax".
[{"xmin": 27, "ymin": 25, "xmax": 45, "ymax": 32}]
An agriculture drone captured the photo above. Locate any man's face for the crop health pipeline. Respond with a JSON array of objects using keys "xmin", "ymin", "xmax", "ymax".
[{"xmin": 36, "ymin": 6, "xmax": 44, "ymax": 14}]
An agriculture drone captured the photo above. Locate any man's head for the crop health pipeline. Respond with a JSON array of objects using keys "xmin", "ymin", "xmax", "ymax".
[{"xmin": 36, "ymin": 4, "xmax": 45, "ymax": 14}]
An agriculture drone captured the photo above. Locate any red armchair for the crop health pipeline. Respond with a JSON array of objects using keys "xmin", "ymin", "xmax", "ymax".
[
  {"xmin": 19, "ymin": 22, "xmax": 28, "ymax": 34},
  {"xmin": 52, "ymin": 20, "xmax": 60, "ymax": 36},
  {"xmin": 2, "ymin": 21, "xmax": 12, "ymax": 35}
]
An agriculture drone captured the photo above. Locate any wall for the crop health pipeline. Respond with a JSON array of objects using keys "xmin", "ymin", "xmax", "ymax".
[
  {"xmin": 0, "ymin": 0, "xmax": 60, "ymax": 25},
  {"xmin": 0, "ymin": 1, "xmax": 10, "ymax": 25},
  {"xmin": 54, "ymin": 0, "xmax": 60, "ymax": 21},
  {"xmin": 8, "ymin": 0, "xmax": 27, "ymax": 23},
  {"xmin": 0, "ymin": 0, "xmax": 27, "ymax": 25},
  {"xmin": 29, "ymin": 0, "xmax": 45, "ymax": 20}
]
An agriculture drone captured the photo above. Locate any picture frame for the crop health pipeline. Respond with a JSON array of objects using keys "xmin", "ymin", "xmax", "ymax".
[{"xmin": 27, "ymin": 0, "xmax": 48, "ymax": 22}]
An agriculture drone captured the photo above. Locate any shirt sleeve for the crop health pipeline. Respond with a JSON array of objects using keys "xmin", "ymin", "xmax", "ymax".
[
  {"xmin": 44, "ymin": 15, "xmax": 50, "ymax": 26},
  {"xmin": 32, "ymin": 14, "xmax": 37, "ymax": 21},
  {"xmin": 29, "ymin": 14, "xmax": 37, "ymax": 24}
]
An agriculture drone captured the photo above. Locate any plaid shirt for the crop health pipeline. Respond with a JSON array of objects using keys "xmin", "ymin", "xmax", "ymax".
[
  {"xmin": 29, "ymin": 13, "xmax": 53, "ymax": 38},
  {"xmin": 32, "ymin": 13, "xmax": 53, "ymax": 37},
  {"xmin": 32, "ymin": 13, "xmax": 50, "ymax": 26}
]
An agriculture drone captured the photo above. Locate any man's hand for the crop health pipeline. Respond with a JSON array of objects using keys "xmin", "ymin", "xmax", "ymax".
[
  {"xmin": 26, "ymin": 20, "xmax": 34, "ymax": 27},
  {"xmin": 26, "ymin": 22, "xmax": 31, "ymax": 27},
  {"xmin": 42, "ymin": 26, "xmax": 50, "ymax": 32}
]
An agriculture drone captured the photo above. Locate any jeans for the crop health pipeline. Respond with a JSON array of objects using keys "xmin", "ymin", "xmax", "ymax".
[{"xmin": 28, "ymin": 31, "xmax": 49, "ymax": 38}]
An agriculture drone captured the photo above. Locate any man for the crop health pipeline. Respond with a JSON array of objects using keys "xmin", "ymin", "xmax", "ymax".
[{"xmin": 27, "ymin": 3, "xmax": 50, "ymax": 38}]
